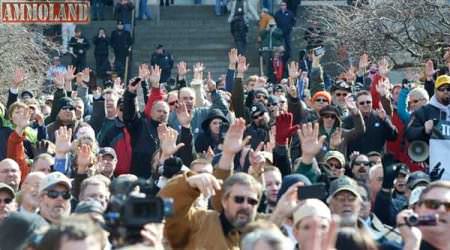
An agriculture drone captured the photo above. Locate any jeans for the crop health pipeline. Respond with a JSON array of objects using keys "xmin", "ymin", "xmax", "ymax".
[
  {"xmin": 124, "ymin": 23, "xmax": 132, "ymax": 33},
  {"xmin": 139, "ymin": 0, "xmax": 152, "ymax": 19},
  {"xmin": 92, "ymin": 0, "xmax": 105, "ymax": 20},
  {"xmin": 214, "ymin": 0, "xmax": 224, "ymax": 15}
]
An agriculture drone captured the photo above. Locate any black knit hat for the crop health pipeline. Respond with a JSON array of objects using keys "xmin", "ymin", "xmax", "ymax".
[{"xmin": 56, "ymin": 97, "xmax": 75, "ymax": 114}]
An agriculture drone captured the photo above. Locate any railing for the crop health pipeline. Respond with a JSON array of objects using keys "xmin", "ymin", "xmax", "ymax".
[{"xmin": 123, "ymin": 8, "xmax": 136, "ymax": 84}]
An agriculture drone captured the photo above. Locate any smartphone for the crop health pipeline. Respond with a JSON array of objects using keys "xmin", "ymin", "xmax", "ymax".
[
  {"xmin": 313, "ymin": 47, "xmax": 325, "ymax": 57},
  {"xmin": 298, "ymin": 183, "xmax": 327, "ymax": 201},
  {"xmin": 130, "ymin": 77, "xmax": 141, "ymax": 87}
]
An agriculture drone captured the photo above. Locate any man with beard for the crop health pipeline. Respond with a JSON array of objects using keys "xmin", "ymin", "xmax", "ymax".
[
  {"xmin": 397, "ymin": 181, "xmax": 450, "ymax": 250},
  {"xmin": 160, "ymin": 119, "xmax": 266, "ymax": 249},
  {"xmin": 38, "ymin": 172, "xmax": 72, "ymax": 224},
  {"xmin": 350, "ymin": 154, "xmax": 371, "ymax": 184},
  {"xmin": 327, "ymin": 176, "xmax": 362, "ymax": 226},
  {"xmin": 258, "ymin": 166, "xmax": 282, "ymax": 213},
  {"xmin": 245, "ymin": 102, "xmax": 270, "ymax": 149},
  {"xmin": 406, "ymin": 74, "xmax": 450, "ymax": 143},
  {"xmin": 19, "ymin": 172, "xmax": 46, "ymax": 213},
  {"xmin": 331, "ymin": 80, "xmax": 351, "ymax": 118},
  {"xmin": 0, "ymin": 158, "xmax": 21, "ymax": 191}
]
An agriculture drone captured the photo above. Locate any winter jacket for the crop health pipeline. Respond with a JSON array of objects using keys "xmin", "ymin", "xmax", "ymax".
[
  {"xmin": 7, "ymin": 131, "xmax": 30, "ymax": 181},
  {"xmin": 93, "ymin": 36, "xmax": 109, "ymax": 56}
]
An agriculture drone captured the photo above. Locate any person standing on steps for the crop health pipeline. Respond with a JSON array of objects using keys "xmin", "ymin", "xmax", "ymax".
[{"xmin": 151, "ymin": 45, "xmax": 174, "ymax": 84}]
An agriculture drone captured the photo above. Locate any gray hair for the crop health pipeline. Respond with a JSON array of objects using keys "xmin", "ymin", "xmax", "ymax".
[
  {"xmin": 408, "ymin": 87, "xmax": 429, "ymax": 102},
  {"xmin": 222, "ymin": 173, "xmax": 262, "ymax": 200},
  {"xmin": 241, "ymin": 229, "xmax": 290, "ymax": 250}
]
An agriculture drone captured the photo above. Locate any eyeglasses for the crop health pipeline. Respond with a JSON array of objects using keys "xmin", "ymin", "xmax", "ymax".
[
  {"xmin": 61, "ymin": 106, "xmax": 75, "ymax": 111},
  {"xmin": 46, "ymin": 190, "xmax": 71, "ymax": 200},
  {"xmin": 358, "ymin": 101, "xmax": 372, "ymax": 106},
  {"xmin": 315, "ymin": 98, "xmax": 328, "ymax": 103},
  {"xmin": 0, "ymin": 198, "xmax": 13, "ymax": 204},
  {"xmin": 335, "ymin": 92, "xmax": 348, "ymax": 97},
  {"xmin": 354, "ymin": 161, "xmax": 371, "ymax": 167},
  {"xmin": 437, "ymin": 86, "xmax": 450, "ymax": 92},
  {"xmin": 419, "ymin": 199, "xmax": 450, "ymax": 212},
  {"xmin": 233, "ymin": 195, "xmax": 258, "ymax": 206},
  {"xmin": 322, "ymin": 114, "xmax": 336, "ymax": 120}
]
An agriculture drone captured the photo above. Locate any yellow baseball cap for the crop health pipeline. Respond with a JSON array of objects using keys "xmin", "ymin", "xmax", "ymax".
[{"xmin": 435, "ymin": 75, "xmax": 450, "ymax": 89}]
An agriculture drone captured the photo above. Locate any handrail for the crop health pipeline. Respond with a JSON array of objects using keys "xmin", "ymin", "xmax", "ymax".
[{"xmin": 124, "ymin": 8, "xmax": 136, "ymax": 84}]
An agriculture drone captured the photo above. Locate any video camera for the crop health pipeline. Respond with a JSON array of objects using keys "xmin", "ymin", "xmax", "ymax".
[{"xmin": 104, "ymin": 178, "xmax": 173, "ymax": 246}]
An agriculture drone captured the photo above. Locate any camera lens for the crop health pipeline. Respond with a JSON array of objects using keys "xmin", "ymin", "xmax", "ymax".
[{"xmin": 406, "ymin": 214, "xmax": 419, "ymax": 226}]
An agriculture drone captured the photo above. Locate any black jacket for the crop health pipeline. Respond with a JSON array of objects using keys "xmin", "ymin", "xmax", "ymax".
[
  {"xmin": 115, "ymin": 2, "xmax": 134, "ymax": 23},
  {"xmin": 69, "ymin": 36, "xmax": 90, "ymax": 58},
  {"xmin": 93, "ymin": 36, "xmax": 109, "ymax": 56},
  {"xmin": 344, "ymin": 112, "xmax": 397, "ymax": 154},
  {"xmin": 406, "ymin": 103, "xmax": 445, "ymax": 142},
  {"xmin": 110, "ymin": 29, "xmax": 133, "ymax": 55}
]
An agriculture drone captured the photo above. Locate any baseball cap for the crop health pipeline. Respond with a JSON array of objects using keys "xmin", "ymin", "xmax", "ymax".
[
  {"xmin": 0, "ymin": 183, "xmax": 15, "ymax": 198},
  {"xmin": 435, "ymin": 74, "xmax": 450, "ymax": 89},
  {"xmin": 99, "ymin": 147, "xmax": 117, "ymax": 159},
  {"xmin": 293, "ymin": 199, "xmax": 331, "ymax": 227},
  {"xmin": 406, "ymin": 171, "xmax": 430, "ymax": 190},
  {"xmin": 327, "ymin": 176, "xmax": 361, "ymax": 203},
  {"xmin": 250, "ymin": 103, "xmax": 268, "ymax": 118},
  {"xmin": 324, "ymin": 150, "xmax": 346, "ymax": 167},
  {"xmin": 330, "ymin": 80, "xmax": 351, "ymax": 93},
  {"xmin": 39, "ymin": 172, "xmax": 72, "ymax": 193}
]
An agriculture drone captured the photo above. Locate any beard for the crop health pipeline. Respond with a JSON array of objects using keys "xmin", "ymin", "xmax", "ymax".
[{"xmin": 231, "ymin": 208, "xmax": 254, "ymax": 229}]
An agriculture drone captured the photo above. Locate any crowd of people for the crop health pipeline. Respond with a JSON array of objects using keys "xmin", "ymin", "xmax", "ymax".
[{"xmin": 2, "ymin": 0, "xmax": 450, "ymax": 249}]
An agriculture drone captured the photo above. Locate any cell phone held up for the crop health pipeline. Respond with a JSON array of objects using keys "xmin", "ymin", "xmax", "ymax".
[
  {"xmin": 313, "ymin": 47, "xmax": 325, "ymax": 57},
  {"xmin": 130, "ymin": 77, "xmax": 141, "ymax": 87},
  {"xmin": 297, "ymin": 183, "xmax": 328, "ymax": 201}
]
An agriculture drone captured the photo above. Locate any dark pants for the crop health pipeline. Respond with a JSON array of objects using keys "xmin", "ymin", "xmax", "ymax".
[
  {"xmin": 95, "ymin": 54, "xmax": 110, "ymax": 78},
  {"xmin": 232, "ymin": 31, "xmax": 247, "ymax": 56},
  {"xmin": 92, "ymin": 0, "xmax": 105, "ymax": 20},
  {"xmin": 73, "ymin": 55, "xmax": 86, "ymax": 73},
  {"xmin": 114, "ymin": 51, "xmax": 128, "ymax": 78},
  {"xmin": 282, "ymin": 31, "xmax": 292, "ymax": 60}
]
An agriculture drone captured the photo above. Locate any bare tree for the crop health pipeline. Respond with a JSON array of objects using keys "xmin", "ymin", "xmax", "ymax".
[
  {"xmin": 0, "ymin": 24, "xmax": 53, "ymax": 101},
  {"xmin": 313, "ymin": 0, "xmax": 450, "ymax": 67}
]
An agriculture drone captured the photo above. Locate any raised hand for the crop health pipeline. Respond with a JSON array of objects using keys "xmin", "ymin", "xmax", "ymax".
[
  {"xmin": 176, "ymin": 61, "xmax": 189, "ymax": 79},
  {"xmin": 425, "ymin": 59, "xmax": 436, "ymax": 80},
  {"xmin": 429, "ymin": 162, "xmax": 444, "ymax": 181},
  {"xmin": 297, "ymin": 123, "xmax": 326, "ymax": 159},
  {"xmin": 344, "ymin": 66, "xmax": 356, "ymax": 82},
  {"xmin": 149, "ymin": 65, "xmax": 161, "ymax": 88},
  {"xmin": 424, "ymin": 119, "xmax": 434, "ymax": 134},
  {"xmin": 65, "ymin": 65, "xmax": 76, "ymax": 82},
  {"xmin": 206, "ymin": 72, "xmax": 216, "ymax": 92},
  {"xmin": 270, "ymin": 182, "xmax": 304, "ymax": 226},
  {"xmin": 12, "ymin": 68, "xmax": 26, "ymax": 90},
  {"xmin": 138, "ymin": 64, "xmax": 150, "ymax": 81},
  {"xmin": 228, "ymin": 48, "xmax": 239, "ymax": 69},
  {"xmin": 249, "ymin": 142, "xmax": 265, "ymax": 174},
  {"xmin": 288, "ymin": 61, "xmax": 301, "ymax": 79},
  {"xmin": 193, "ymin": 62, "xmax": 205, "ymax": 81},
  {"xmin": 275, "ymin": 112, "xmax": 299, "ymax": 145},
  {"xmin": 175, "ymin": 102, "xmax": 192, "ymax": 127},
  {"xmin": 55, "ymin": 126, "xmax": 73, "ymax": 156},
  {"xmin": 378, "ymin": 57, "xmax": 390, "ymax": 76},
  {"xmin": 345, "ymin": 95, "xmax": 357, "ymax": 111},
  {"xmin": 54, "ymin": 72, "xmax": 65, "ymax": 89},
  {"xmin": 76, "ymin": 144, "xmax": 94, "ymax": 174},
  {"xmin": 222, "ymin": 118, "xmax": 248, "ymax": 155},
  {"xmin": 358, "ymin": 53, "xmax": 370, "ymax": 72},
  {"xmin": 113, "ymin": 77, "xmax": 124, "ymax": 92},
  {"xmin": 158, "ymin": 123, "xmax": 185, "ymax": 157},
  {"xmin": 236, "ymin": 55, "xmax": 249, "ymax": 76},
  {"xmin": 376, "ymin": 78, "xmax": 390, "ymax": 97},
  {"xmin": 32, "ymin": 140, "xmax": 54, "ymax": 156},
  {"xmin": 330, "ymin": 127, "xmax": 343, "ymax": 149},
  {"xmin": 187, "ymin": 173, "xmax": 222, "ymax": 197}
]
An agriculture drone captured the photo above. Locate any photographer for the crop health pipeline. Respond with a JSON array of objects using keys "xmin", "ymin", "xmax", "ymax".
[{"xmin": 397, "ymin": 181, "xmax": 450, "ymax": 250}]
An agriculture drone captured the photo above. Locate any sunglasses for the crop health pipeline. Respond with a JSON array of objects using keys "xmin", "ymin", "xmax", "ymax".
[
  {"xmin": 168, "ymin": 100, "xmax": 178, "ymax": 106},
  {"xmin": 233, "ymin": 195, "xmax": 258, "ymax": 206},
  {"xmin": 437, "ymin": 86, "xmax": 450, "ymax": 92},
  {"xmin": 354, "ymin": 161, "xmax": 371, "ymax": 167},
  {"xmin": 419, "ymin": 199, "xmax": 450, "ymax": 212},
  {"xmin": 0, "ymin": 198, "xmax": 13, "ymax": 204},
  {"xmin": 335, "ymin": 92, "xmax": 348, "ymax": 97},
  {"xmin": 315, "ymin": 98, "xmax": 328, "ymax": 103},
  {"xmin": 61, "ymin": 106, "xmax": 75, "ymax": 111},
  {"xmin": 358, "ymin": 101, "xmax": 372, "ymax": 106},
  {"xmin": 46, "ymin": 190, "xmax": 71, "ymax": 200},
  {"xmin": 252, "ymin": 112, "xmax": 265, "ymax": 119},
  {"xmin": 322, "ymin": 114, "xmax": 336, "ymax": 119}
]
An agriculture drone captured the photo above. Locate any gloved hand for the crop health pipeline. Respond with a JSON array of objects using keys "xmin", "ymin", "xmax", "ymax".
[
  {"xmin": 382, "ymin": 163, "xmax": 401, "ymax": 190},
  {"xmin": 275, "ymin": 112, "xmax": 299, "ymax": 145},
  {"xmin": 429, "ymin": 162, "xmax": 444, "ymax": 181}
]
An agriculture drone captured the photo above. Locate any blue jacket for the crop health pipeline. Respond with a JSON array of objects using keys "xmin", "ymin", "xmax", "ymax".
[{"xmin": 274, "ymin": 9, "xmax": 296, "ymax": 34}]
